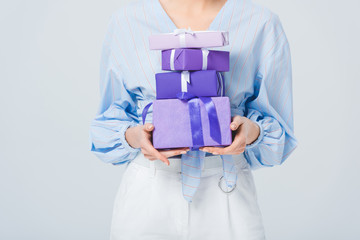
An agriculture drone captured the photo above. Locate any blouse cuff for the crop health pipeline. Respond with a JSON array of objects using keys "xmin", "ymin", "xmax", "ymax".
[
  {"xmin": 119, "ymin": 121, "xmax": 141, "ymax": 153},
  {"xmin": 246, "ymin": 120, "xmax": 264, "ymax": 150}
]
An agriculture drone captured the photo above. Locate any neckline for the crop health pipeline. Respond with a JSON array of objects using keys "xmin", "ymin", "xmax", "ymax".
[{"xmin": 154, "ymin": 0, "xmax": 232, "ymax": 32}]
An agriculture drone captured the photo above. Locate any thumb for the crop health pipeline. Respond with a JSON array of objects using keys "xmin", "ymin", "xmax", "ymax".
[
  {"xmin": 230, "ymin": 122, "xmax": 239, "ymax": 131},
  {"xmin": 230, "ymin": 116, "xmax": 245, "ymax": 131},
  {"xmin": 143, "ymin": 123, "xmax": 154, "ymax": 132}
]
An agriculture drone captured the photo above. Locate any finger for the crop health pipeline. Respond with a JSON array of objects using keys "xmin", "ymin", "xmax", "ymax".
[
  {"xmin": 159, "ymin": 148, "xmax": 190, "ymax": 158},
  {"xmin": 201, "ymin": 146, "xmax": 226, "ymax": 155},
  {"xmin": 158, "ymin": 147, "xmax": 189, "ymax": 154},
  {"xmin": 235, "ymin": 124, "xmax": 247, "ymax": 148},
  {"xmin": 227, "ymin": 127, "xmax": 246, "ymax": 153},
  {"xmin": 141, "ymin": 149, "xmax": 157, "ymax": 160},
  {"xmin": 230, "ymin": 116, "xmax": 246, "ymax": 131},
  {"xmin": 206, "ymin": 144, "xmax": 240, "ymax": 155},
  {"xmin": 143, "ymin": 123, "xmax": 154, "ymax": 132},
  {"xmin": 143, "ymin": 154, "xmax": 157, "ymax": 161},
  {"xmin": 201, "ymin": 127, "xmax": 246, "ymax": 155},
  {"xmin": 143, "ymin": 143, "xmax": 170, "ymax": 165},
  {"xmin": 202, "ymin": 144, "xmax": 244, "ymax": 155},
  {"xmin": 201, "ymin": 146, "xmax": 234, "ymax": 155}
]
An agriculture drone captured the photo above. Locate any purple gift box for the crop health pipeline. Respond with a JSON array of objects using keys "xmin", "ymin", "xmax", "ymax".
[
  {"xmin": 152, "ymin": 97, "xmax": 232, "ymax": 149},
  {"xmin": 162, "ymin": 49, "xmax": 229, "ymax": 71},
  {"xmin": 155, "ymin": 70, "xmax": 224, "ymax": 99},
  {"xmin": 149, "ymin": 30, "xmax": 229, "ymax": 50}
]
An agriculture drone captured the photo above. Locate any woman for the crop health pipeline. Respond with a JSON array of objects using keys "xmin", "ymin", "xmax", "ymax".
[{"xmin": 90, "ymin": 0, "xmax": 297, "ymax": 239}]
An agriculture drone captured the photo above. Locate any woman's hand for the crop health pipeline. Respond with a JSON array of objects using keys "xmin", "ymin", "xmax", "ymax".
[
  {"xmin": 200, "ymin": 115, "xmax": 260, "ymax": 155},
  {"xmin": 125, "ymin": 123, "xmax": 189, "ymax": 165}
]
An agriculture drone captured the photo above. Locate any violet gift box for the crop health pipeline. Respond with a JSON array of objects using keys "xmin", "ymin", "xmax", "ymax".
[
  {"xmin": 162, "ymin": 49, "xmax": 230, "ymax": 71},
  {"xmin": 155, "ymin": 70, "xmax": 224, "ymax": 99},
  {"xmin": 149, "ymin": 31, "xmax": 229, "ymax": 50},
  {"xmin": 152, "ymin": 97, "xmax": 232, "ymax": 149}
]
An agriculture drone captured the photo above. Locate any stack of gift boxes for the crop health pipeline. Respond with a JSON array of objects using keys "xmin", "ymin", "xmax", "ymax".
[{"xmin": 145, "ymin": 30, "xmax": 233, "ymax": 150}]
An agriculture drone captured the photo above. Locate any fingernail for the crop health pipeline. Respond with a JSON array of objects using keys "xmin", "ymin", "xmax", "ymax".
[
  {"xmin": 180, "ymin": 151, "xmax": 187, "ymax": 154},
  {"xmin": 202, "ymin": 148, "xmax": 208, "ymax": 152},
  {"xmin": 213, "ymin": 152, "xmax": 219, "ymax": 155},
  {"xmin": 231, "ymin": 124, "xmax": 236, "ymax": 129}
]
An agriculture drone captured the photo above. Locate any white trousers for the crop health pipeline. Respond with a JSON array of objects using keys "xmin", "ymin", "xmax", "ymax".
[{"xmin": 110, "ymin": 154, "xmax": 266, "ymax": 240}]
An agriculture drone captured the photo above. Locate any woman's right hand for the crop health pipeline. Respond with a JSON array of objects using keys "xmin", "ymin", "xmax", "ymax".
[{"xmin": 125, "ymin": 123, "xmax": 189, "ymax": 165}]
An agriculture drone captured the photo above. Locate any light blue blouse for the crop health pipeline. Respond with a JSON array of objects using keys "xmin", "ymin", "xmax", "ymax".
[{"xmin": 90, "ymin": 0, "xmax": 298, "ymax": 169}]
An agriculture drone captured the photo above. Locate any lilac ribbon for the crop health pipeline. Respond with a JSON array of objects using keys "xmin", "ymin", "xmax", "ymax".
[{"xmin": 142, "ymin": 102, "xmax": 153, "ymax": 124}]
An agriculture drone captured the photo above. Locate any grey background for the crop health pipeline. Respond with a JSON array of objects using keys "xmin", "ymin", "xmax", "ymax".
[{"xmin": 0, "ymin": 0, "xmax": 359, "ymax": 239}]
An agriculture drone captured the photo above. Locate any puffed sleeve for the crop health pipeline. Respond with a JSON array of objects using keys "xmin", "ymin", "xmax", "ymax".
[
  {"xmin": 244, "ymin": 15, "xmax": 298, "ymax": 169},
  {"xmin": 90, "ymin": 15, "xmax": 140, "ymax": 165}
]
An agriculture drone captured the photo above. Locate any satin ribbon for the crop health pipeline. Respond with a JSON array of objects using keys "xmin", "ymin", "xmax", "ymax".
[
  {"xmin": 217, "ymin": 72, "xmax": 224, "ymax": 96},
  {"xmin": 181, "ymin": 71, "xmax": 190, "ymax": 92},
  {"xmin": 173, "ymin": 28, "xmax": 195, "ymax": 48},
  {"xmin": 200, "ymin": 97, "xmax": 221, "ymax": 144},
  {"xmin": 201, "ymin": 49, "xmax": 209, "ymax": 70},
  {"xmin": 142, "ymin": 102, "xmax": 153, "ymax": 125},
  {"xmin": 170, "ymin": 49, "xmax": 176, "ymax": 70}
]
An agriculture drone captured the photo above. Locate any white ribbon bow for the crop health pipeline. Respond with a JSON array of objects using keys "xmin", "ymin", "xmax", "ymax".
[
  {"xmin": 170, "ymin": 49, "xmax": 176, "ymax": 70},
  {"xmin": 173, "ymin": 28, "xmax": 195, "ymax": 48},
  {"xmin": 173, "ymin": 28, "xmax": 195, "ymax": 36},
  {"xmin": 201, "ymin": 48, "xmax": 209, "ymax": 70},
  {"xmin": 181, "ymin": 71, "xmax": 190, "ymax": 92}
]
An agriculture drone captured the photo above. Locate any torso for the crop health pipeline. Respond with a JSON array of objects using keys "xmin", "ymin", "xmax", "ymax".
[{"xmin": 110, "ymin": 0, "xmax": 274, "ymax": 121}]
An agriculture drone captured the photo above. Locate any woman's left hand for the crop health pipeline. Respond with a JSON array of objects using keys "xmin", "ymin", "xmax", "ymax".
[{"xmin": 199, "ymin": 115, "xmax": 260, "ymax": 155}]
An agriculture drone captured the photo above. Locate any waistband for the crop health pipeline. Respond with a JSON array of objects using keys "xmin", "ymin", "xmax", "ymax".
[{"xmin": 131, "ymin": 152, "xmax": 248, "ymax": 172}]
